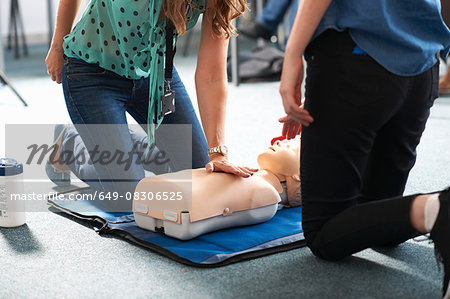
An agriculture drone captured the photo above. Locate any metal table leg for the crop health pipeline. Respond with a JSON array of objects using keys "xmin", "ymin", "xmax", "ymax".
[
  {"xmin": 256, "ymin": 0, "xmax": 266, "ymax": 48},
  {"xmin": 230, "ymin": 19, "xmax": 240, "ymax": 86},
  {"xmin": 48, "ymin": 0, "xmax": 54, "ymax": 47}
]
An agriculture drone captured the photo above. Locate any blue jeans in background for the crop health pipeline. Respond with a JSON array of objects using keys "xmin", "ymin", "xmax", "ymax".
[{"xmin": 257, "ymin": 0, "xmax": 299, "ymax": 38}]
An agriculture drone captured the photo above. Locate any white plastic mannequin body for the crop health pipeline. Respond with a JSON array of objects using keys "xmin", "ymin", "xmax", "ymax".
[{"xmin": 133, "ymin": 139, "xmax": 301, "ymax": 240}]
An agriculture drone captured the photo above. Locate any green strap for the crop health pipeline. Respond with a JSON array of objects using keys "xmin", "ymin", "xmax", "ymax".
[{"xmin": 145, "ymin": 0, "xmax": 165, "ymax": 158}]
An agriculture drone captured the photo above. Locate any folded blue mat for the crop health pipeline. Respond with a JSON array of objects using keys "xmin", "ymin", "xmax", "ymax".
[{"xmin": 48, "ymin": 188, "xmax": 305, "ymax": 267}]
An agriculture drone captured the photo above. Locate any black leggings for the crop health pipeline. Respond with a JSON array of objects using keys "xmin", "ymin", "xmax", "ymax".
[{"xmin": 301, "ymin": 30, "xmax": 439, "ymax": 260}]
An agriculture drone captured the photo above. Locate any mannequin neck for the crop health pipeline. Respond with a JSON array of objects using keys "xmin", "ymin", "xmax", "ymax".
[{"xmin": 255, "ymin": 170, "xmax": 284, "ymax": 194}]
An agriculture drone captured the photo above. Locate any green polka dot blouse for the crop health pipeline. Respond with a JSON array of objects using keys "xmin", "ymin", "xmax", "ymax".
[{"xmin": 63, "ymin": 0, "xmax": 206, "ymax": 145}]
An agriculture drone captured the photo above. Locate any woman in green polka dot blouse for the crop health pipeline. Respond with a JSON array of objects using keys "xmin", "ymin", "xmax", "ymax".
[{"xmin": 44, "ymin": 0, "xmax": 256, "ymax": 204}]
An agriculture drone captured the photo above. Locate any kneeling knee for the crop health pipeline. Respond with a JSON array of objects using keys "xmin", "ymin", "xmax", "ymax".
[
  {"xmin": 306, "ymin": 235, "xmax": 345, "ymax": 261},
  {"xmin": 308, "ymin": 244, "xmax": 342, "ymax": 261}
]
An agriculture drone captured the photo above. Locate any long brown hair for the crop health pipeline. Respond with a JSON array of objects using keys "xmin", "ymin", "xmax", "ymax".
[{"xmin": 163, "ymin": 0, "xmax": 246, "ymax": 38}]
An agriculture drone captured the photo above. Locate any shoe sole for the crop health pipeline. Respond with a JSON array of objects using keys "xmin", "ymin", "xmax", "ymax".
[
  {"xmin": 45, "ymin": 160, "xmax": 71, "ymax": 187},
  {"xmin": 48, "ymin": 126, "xmax": 70, "ymax": 172},
  {"xmin": 46, "ymin": 125, "xmax": 71, "ymax": 186},
  {"xmin": 440, "ymin": 188, "xmax": 450, "ymax": 299}
]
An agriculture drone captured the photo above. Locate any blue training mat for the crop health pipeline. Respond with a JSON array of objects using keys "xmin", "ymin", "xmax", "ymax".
[{"xmin": 48, "ymin": 187, "xmax": 305, "ymax": 267}]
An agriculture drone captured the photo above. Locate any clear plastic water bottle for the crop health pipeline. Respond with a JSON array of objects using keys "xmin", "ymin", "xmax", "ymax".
[{"xmin": 0, "ymin": 158, "xmax": 26, "ymax": 227}]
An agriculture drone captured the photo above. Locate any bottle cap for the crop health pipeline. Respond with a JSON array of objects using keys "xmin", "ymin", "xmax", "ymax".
[{"xmin": 0, "ymin": 158, "xmax": 23, "ymax": 176}]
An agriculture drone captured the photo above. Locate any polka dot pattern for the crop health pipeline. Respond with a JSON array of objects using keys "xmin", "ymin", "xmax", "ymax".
[{"xmin": 62, "ymin": 0, "xmax": 206, "ymax": 145}]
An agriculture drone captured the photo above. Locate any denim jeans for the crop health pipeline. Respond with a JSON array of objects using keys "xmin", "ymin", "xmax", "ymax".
[
  {"xmin": 301, "ymin": 30, "xmax": 438, "ymax": 260},
  {"xmin": 257, "ymin": 0, "xmax": 298, "ymax": 37},
  {"xmin": 60, "ymin": 56, "xmax": 208, "ymax": 211}
]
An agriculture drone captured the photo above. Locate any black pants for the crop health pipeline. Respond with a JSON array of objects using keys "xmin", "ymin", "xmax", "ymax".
[
  {"xmin": 442, "ymin": 0, "xmax": 450, "ymax": 28},
  {"xmin": 301, "ymin": 30, "xmax": 439, "ymax": 260}
]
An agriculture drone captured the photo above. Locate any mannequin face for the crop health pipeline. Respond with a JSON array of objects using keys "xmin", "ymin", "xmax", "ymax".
[{"xmin": 257, "ymin": 139, "xmax": 300, "ymax": 177}]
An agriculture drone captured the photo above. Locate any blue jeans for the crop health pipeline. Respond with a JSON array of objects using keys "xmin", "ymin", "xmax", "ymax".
[
  {"xmin": 60, "ymin": 56, "xmax": 208, "ymax": 211},
  {"xmin": 257, "ymin": 0, "xmax": 298, "ymax": 36}
]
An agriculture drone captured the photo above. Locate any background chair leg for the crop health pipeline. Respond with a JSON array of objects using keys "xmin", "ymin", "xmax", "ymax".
[{"xmin": 0, "ymin": 71, "xmax": 28, "ymax": 107}]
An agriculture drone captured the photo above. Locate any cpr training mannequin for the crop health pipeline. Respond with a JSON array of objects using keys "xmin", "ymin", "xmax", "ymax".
[{"xmin": 133, "ymin": 139, "xmax": 301, "ymax": 240}]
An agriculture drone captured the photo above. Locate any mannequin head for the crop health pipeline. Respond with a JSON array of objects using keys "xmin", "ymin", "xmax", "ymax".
[
  {"xmin": 257, "ymin": 139, "xmax": 300, "ymax": 178},
  {"xmin": 257, "ymin": 138, "xmax": 301, "ymax": 207}
]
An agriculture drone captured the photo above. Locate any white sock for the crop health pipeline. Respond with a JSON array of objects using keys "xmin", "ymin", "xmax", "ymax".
[{"xmin": 424, "ymin": 194, "xmax": 440, "ymax": 233}]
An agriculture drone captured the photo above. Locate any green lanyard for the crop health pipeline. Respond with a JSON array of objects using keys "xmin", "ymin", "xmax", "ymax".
[{"xmin": 145, "ymin": 18, "xmax": 177, "ymax": 159}]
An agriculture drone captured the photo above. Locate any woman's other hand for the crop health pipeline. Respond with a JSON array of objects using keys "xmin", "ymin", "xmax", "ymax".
[
  {"xmin": 45, "ymin": 47, "xmax": 64, "ymax": 84},
  {"xmin": 279, "ymin": 115, "xmax": 302, "ymax": 140},
  {"xmin": 279, "ymin": 56, "xmax": 313, "ymax": 127},
  {"xmin": 205, "ymin": 154, "xmax": 258, "ymax": 178},
  {"xmin": 45, "ymin": 0, "xmax": 83, "ymax": 84},
  {"xmin": 278, "ymin": 0, "xmax": 334, "ymax": 132}
]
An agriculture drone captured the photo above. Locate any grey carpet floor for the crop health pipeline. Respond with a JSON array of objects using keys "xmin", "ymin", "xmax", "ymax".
[{"xmin": 0, "ymin": 44, "xmax": 449, "ymax": 298}]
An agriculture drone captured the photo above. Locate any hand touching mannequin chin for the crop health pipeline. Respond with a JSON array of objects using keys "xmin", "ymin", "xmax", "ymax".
[{"xmin": 133, "ymin": 138, "xmax": 301, "ymax": 240}]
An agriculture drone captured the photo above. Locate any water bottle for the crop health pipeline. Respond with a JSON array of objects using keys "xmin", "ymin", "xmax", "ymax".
[{"xmin": 0, "ymin": 158, "xmax": 26, "ymax": 227}]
